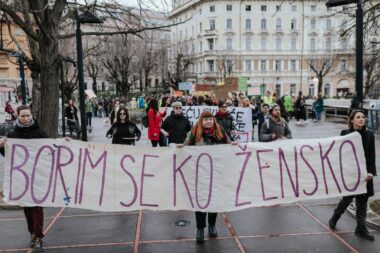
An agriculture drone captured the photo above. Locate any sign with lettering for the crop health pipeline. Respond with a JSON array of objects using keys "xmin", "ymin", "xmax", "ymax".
[
  {"xmin": 3, "ymin": 133, "xmax": 366, "ymax": 212},
  {"xmin": 179, "ymin": 82, "xmax": 193, "ymax": 91},
  {"xmin": 166, "ymin": 106, "xmax": 253, "ymax": 143}
]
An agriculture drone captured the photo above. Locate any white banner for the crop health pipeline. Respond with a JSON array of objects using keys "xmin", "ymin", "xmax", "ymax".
[
  {"xmin": 3, "ymin": 133, "xmax": 366, "ymax": 212},
  {"xmin": 166, "ymin": 106, "xmax": 253, "ymax": 143}
]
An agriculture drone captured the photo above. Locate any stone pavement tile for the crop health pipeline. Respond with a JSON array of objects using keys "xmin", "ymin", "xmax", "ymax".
[
  {"xmin": 139, "ymin": 239, "xmax": 240, "ymax": 253},
  {"xmin": 0, "ymin": 217, "xmax": 52, "ymax": 249},
  {"xmin": 44, "ymin": 212, "xmax": 137, "ymax": 246},
  {"xmin": 0, "ymin": 207, "xmax": 58, "ymax": 220},
  {"xmin": 339, "ymin": 232, "xmax": 380, "ymax": 251},
  {"xmin": 60, "ymin": 207, "xmax": 113, "ymax": 216},
  {"xmin": 302, "ymin": 205, "xmax": 356, "ymax": 231},
  {"xmin": 140, "ymin": 210, "xmax": 230, "ymax": 241},
  {"xmin": 227, "ymin": 206, "xmax": 325, "ymax": 235},
  {"xmin": 43, "ymin": 245, "xmax": 133, "ymax": 253},
  {"xmin": 240, "ymin": 234, "xmax": 349, "ymax": 253}
]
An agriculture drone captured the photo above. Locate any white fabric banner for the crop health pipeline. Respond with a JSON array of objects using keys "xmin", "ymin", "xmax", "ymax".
[
  {"xmin": 166, "ymin": 106, "xmax": 253, "ymax": 142},
  {"xmin": 3, "ymin": 132, "xmax": 366, "ymax": 212}
]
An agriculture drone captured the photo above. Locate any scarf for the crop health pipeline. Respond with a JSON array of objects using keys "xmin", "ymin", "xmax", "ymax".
[
  {"xmin": 16, "ymin": 118, "xmax": 35, "ymax": 128},
  {"xmin": 203, "ymin": 127, "xmax": 215, "ymax": 135},
  {"xmin": 216, "ymin": 111, "xmax": 229, "ymax": 119}
]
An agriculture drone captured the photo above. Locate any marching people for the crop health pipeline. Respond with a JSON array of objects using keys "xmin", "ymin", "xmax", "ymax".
[
  {"xmin": 65, "ymin": 99, "xmax": 81, "ymax": 139},
  {"xmin": 328, "ymin": 110, "xmax": 376, "ymax": 241},
  {"xmin": 215, "ymin": 100, "xmax": 235, "ymax": 141},
  {"xmin": 276, "ymin": 98, "xmax": 289, "ymax": 122},
  {"xmin": 109, "ymin": 100, "xmax": 125, "ymax": 124},
  {"xmin": 160, "ymin": 101, "xmax": 191, "ymax": 145},
  {"xmin": 283, "ymin": 93, "xmax": 294, "ymax": 119},
  {"xmin": 85, "ymin": 96, "xmax": 93, "ymax": 131},
  {"xmin": 263, "ymin": 90, "xmax": 273, "ymax": 105},
  {"xmin": 257, "ymin": 103, "xmax": 270, "ymax": 137},
  {"xmin": 259, "ymin": 103, "xmax": 292, "ymax": 142},
  {"xmin": 147, "ymin": 98, "xmax": 169, "ymax": 147},
  {"xmin": 294, "ymin": 91, "xmax": 308, "ymax": 124},
  {"xmin": 313, "ymin": 93, "xmax": 324, "ymax": 122},
  {"xmin": 106, "ymin": 107, "xmax": 141, "ymax": 145},
  {"xmin": 178, "ymin": 111, "xmax": 235, "ymax": 243},
  {"xmin": 0, "ymin": 105, "xmax": 48, "ymax": 252}
]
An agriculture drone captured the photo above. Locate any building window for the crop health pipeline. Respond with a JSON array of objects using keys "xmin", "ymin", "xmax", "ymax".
[
  {"xmin": 226, "ymin": 38, "xmax": 233, "ymax": 50},
  {"xmin": 207, "ymin": 60, "xmax": 214, "ymax": 72},
  {"xmin": 311, "ymin": 18, "xmax": 316, "ymax": 30},
  {"xmin": 275, "ymin": 60, "xmax": 281, "ymax": 72},
  {"xmin": 261, "ymin": 5, "xmax": 267, "ymax": 12},
  {"xmin": 341, "ymin": 38, "xmax": 348, "ymax": 50},
  {"xmin": 246, "ymin": 5, "xmax": 251, "ymax": 11},
  {"xmin": 200, "ymin": 22, "xmax": 202, "ymax": 32},
  {"xmin": 226, "ymin": 19, "xmax": 232, "ymax": 29},
  {"xmin": 311, "ymin": 5, "xmax": 316, "ymax": 12},
  {"xmin": 326, "ymin": 38, "xmax": 332, "ymax": 50},
  {"xmin": 245, "ymin": 38, "xmax": 252, "ymax": 50},
  {"xmin": 207, "ymin": 38, "xmax": 214, "ymax": 50},
  {"xmin": 291, "ymin": 19, "xmax": 297, "ymax": 30},
  {"xmin": 209, "ymin": 19, "xmax": 215, "ymax": 30},
  {"xmin": 276, "ymin": 18, "xmax": 282, "ymax": 29},
  {"xmin": 310, "ymin": 38, "xmax": 316, "ymax": 50},
  {"xmin": 200, "ymin": 41, "xmax": 202, "ymax": 52},
  {"xmin": 245, "ymin": 60, "xmax": 252, "ymax": 72},
  {"xmin": 291, "ymin": 38, "xmax": 297, "ymax": 50},
  {"xmin": 275, "ymin": 83, "xmax": 281, "ymax": 97},
  {"xmin": 261, "ymin": 38, "xmax": 267, "ymax": 50},
  {"xmin": 341, "ymin": 59, "xmax": 347, "ymax": 71},
  {"xmin": 324, "ymin": 83, "xmax": 331, "ymax": 97},
  {"xmin": 245, "ymin": 19, "xmax": 251, "ymax": 29},
  {"xmin": 290, "ymin": 84, "xmax": 296, "ymax": 95},
  {"xmin": 261, "ymin": 60, "xmax": 266, "ymax": 72},
  {"xmin": 276, "ymin": 38, "xmax": 282, "ymax": 50},
  {"xmin": 261, "ymin": 18, "xmax": 267, "ymax": 29},
  {"xmin": 226, "ymin": 4, "xmax": 232, "ymax": 11},
  {"xmin": 309, "ymin": 84, "xmax": 315, "ymax": 97},
  {"xmin": 291, "ymin": 5, "xmax": 297, "ymax": 12},
  {"xmin": 326, "ymin": 19, "xmax": 332, "ymax": 30},
  {"xmin": 210, "ymin": 5, "xmax": 215, "ymax": 12},
  {"xmin": 290, "ymin": 60, "xmax": 296, "ymax": 71}
]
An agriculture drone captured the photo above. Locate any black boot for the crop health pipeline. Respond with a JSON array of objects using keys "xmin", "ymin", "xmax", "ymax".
[
  {"xmin": 355, "ymin": 196, "xmax": 374, "ymax": 241},
  {"xmin": 33, "ymin": 238, "xmax": 43, "ymax": 253},
  {"xmin": 355, "ymin": 228, "xmax": 375, "ymax": 241},
  {"xmin": 196, "ymin": 229, "xmax": 204, "ymax": 243},
  {"xmin": 208, "ymin": 225, "xmax": 218, "ymax": 238},
  {"xmin": 29, "ymin": 234, "xmax": 36, "ymax": 248},
  {"xmin": 328, "ymin": 212, "xmax": 341, "ymax": 230}
]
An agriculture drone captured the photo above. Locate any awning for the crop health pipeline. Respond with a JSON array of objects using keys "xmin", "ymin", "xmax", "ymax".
[
  {"xmin": 85, "ymin": 89, "xmax": 97, "ymax": 98},
  {"xmin": 336, "ymin": 79, "xmax": 351, "ymax": 89},
  {"xmin": 0, "ymin": 85, "xmax": 15, "ymax": 93}
]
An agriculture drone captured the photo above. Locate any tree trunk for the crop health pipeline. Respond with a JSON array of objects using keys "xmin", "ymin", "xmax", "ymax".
[
  {"xmin": 38, "ymin": 33, "xmax": 60, "ymax": 138},
  {"xmin": 92, "ymin": 80, "xmax": 97, "ymax": 94},
  {"xmin": 318, "ymin": 77, "xmax": 323, "ymax": 94},
  {"xmin": 30, "ymin": 71, "xmax": 42, "ymax": 120}
]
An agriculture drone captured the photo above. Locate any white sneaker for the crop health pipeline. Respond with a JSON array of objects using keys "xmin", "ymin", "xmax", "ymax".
[{"xmin": 305, "ymin": 120, "xmax": 309, "ymax": 124}]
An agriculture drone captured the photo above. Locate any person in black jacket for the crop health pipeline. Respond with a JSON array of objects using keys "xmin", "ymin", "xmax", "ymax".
[
  {"xmin": 0, "ymin": 105, "xmax": 48, "ymax": 252},
  {"xmin": 161, "ymin": 101, "xmax": 191, "ymax": 145},
  {"xmin": 215, "ymin": 100, "xmax": 235, "ymax": 141},
  {"xmin": 328, "ymin": 109, "xmax": 377, "ymax": 241},
  {"xmin": 106, "ymin": 107, "xmax": 141, "ymax": 145},
  {"xmin": 65, "ymin": 99, "xmax": 81, "ymax": 139}
]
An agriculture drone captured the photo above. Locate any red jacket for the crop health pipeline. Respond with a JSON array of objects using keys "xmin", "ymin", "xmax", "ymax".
[{"xmin": 148, "ymin": 108, "xmax": 166, "ymax": 141}]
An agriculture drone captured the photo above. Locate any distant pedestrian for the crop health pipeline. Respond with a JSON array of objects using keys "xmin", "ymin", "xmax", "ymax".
[
  {"xmin": 314, "ymin": 94, "xmax": 324, "ymax": 122},
  {"xmin": 328, "ymin": 110, "xmax": 376, "ymax": 241},
  {"xmin": 147, "ymin": 98, "xmax": 168, "ymax": 147},
  {"xmin": 65, "ymin": 99, "xmax": 81, "ymax": 139},
  {"xmin": 295, "ymin": 92, "xmax": 308, "ymax": 124}
]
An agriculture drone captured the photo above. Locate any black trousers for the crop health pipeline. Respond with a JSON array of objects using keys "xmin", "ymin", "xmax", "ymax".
[
  {"xmin": 24, "ymin": 207, "xmax": 44, "ymax": 239},
  {"xmin": 195, "ymin": 212, "xmax": 217, "ymax": 229},
  {"xmin": 333, "ymin": 194, "xmax": 368, "ymax": 231}
]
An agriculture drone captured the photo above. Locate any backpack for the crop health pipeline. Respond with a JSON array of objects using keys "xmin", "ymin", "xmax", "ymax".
[{"xmin": 142, "ymin": 114, "xmax": 149, "ymax": 128}]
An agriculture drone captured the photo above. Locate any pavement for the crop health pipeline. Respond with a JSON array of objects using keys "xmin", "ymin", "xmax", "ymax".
[{"xmin": 0, "ymin": 115, "xmax": 380, "ymax": 252}]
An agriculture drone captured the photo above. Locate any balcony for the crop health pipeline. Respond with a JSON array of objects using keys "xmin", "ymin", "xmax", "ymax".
[
  {"xmin": 260, "ymin": 28, "xmax": 269, "ymax": 35},
  {"xmin": 290, "ymin": 29, "xmax": 299, "ymax": 35},
  {"xmin": 274, "ymin": 28, "xmax": 284, "ymax": 35},
  {"xmin": 204, "ymin": 29, "xmax": 218, "ymax": 36}
]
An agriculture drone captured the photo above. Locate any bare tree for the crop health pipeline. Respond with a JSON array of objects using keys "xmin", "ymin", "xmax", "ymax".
[
  {"xmin": 87, "ymin": 60, "xmax": 99, "ymax": 94},
  {"xmin": 364, "ymin": 46, "xmax": 380, "ymax": 97},
  {"xmin": 309, "ymin": 56, "xmax": 335, "ymax": 94},
  {"xmin": 168, "ymin": 41, "xmax": 195, "ymax": 90}
]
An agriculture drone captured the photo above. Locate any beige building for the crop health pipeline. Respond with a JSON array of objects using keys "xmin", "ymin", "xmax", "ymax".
[{"xmin": 169, "ymin": 0, "xmax": 358, "ymax": 98}]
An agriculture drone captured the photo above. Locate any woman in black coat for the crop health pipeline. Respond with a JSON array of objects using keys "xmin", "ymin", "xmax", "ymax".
[
  {"xmin": 65, "ymin": 99, "xmax": 80, "ymax": 138},
  {"xmin": 106, "ymin": 107, "xmax": 141, "ymax": 145},
  {"xmin": 328, "ymin": 109, "xmax": 376, "ymax": 241},
  {"xmin": 0, "ymin": 105, "xmax": 48, "ymax": 252}
]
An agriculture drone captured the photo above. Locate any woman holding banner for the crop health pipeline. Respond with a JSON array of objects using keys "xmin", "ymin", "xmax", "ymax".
[
  {"xmin": 179, "ymin": 111, "xmax": 235, "ymax": 243},
  {"xmin": 0, "ymin": 105, "xmax": 48, "ymax": 252},
  {"xmin": 106, "ymin": 107, "xmax": 141, "ymax": 145},
  {"xmin": 328, "ymin": 110, "xmax": 376, "ymax": 241}
]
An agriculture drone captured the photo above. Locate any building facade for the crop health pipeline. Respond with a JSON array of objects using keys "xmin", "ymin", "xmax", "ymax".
[{"xmin": 169, "ymin": 0, "xmax": 357, "ymax": 98}]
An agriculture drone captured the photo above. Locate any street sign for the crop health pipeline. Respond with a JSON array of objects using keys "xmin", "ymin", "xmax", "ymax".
[{"xmin": 178, "ymin": 82, "xmax": 193, "ymax": 91}]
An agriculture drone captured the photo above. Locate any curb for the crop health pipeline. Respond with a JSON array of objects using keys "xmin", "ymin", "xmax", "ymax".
[{"xmin": 347, "ymin": 202, "xmax": 380, "ymax": 231}]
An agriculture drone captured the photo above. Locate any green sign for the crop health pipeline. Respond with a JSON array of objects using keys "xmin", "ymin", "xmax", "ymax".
[{"xmin": 238, "ymin": 77, "xmax": 248, "ymax": 92}]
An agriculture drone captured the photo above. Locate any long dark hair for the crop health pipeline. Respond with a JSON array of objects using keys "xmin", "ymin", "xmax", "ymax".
[
  {"xmin": 116, "ymin": 107, "xmax": 129, "ymax": 123},
  {"xmin": 348, "ymin": 109, "xmax": 366, "ymax": 130},
  {"xmin": 148, "ymin": 98, "xmax": 159, "ymax": 113}
]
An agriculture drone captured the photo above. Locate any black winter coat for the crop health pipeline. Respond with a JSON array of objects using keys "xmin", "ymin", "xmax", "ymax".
[
  {"xmin": 161, "ymin": 112, "xmax": 191, "ymax": 144},
  {"xmin": 341, "ymin": 129, "xmax": 376, "ymax": 197},
  {"xmin": 106, "ymin": 121, "xmax": 141, "ymax": 145},
  {"xmin": 215, "ymin": 112, "xmax": 235, "ymax": 141},
  {"xmin": 0, "ymin": 120, "xmax": 48, "ymax": 156}
]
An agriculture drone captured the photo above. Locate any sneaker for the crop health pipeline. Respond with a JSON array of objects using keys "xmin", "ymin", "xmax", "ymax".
[
  {"xmin": 196, "ymin": 229, "xmax": 204, "ymax": 243},
  {"xmin": 29, "ymin": 234, "xmax": 36, "ymax": 248},
  {"xmin": 33, "ymin": 238, "xmax": 43, "ymax": 252},
  {"xmin": 305, "ymin": 120, "xmax": 309, "ymax": 124},
  {"xmin": 355, "ymin": 230, "xmax": 375, "ymax": 241}
]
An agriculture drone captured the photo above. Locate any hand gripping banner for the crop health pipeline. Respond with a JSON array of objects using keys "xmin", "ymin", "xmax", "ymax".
[{"xmin": 3, "ymin": 132, "xmax": 366, "ymax": 212}]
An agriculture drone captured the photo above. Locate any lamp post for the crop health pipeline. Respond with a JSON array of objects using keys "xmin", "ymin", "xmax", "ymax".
[
  {"xmin": 75, "ymin": 10, "xmax": 103, "ymax": 141},
  {"xmin": 9, "ymin": 50, "xmax": 27, "ymax": 105},
  {"xmin": 326, "ymin": 0, "xmax": 363, "ymax": 108}
]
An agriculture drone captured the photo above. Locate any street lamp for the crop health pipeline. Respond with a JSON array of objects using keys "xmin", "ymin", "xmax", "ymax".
[
  {"xmin": 9, "ymin": 50, "xmax": 27, "ymax": 105},
  {"xmin": 75, "ymin": 10, "xmax": 103, "ymax": 141},
  {"xmin": 326, "ymin": 0, "xmax": 363, "ymax": 108}
]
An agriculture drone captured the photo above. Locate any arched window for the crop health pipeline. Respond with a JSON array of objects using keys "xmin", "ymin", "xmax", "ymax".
[
  {"xmin": 324, "ymin": 83, "xmax": 331, "ymax": 97},
  {"xmin": 309, "ymin": 84, "xmax": 315, "ymax": 97},
  {"xmin": 261, "ymin": 18, "xmax": 267, "ymax": 29}
]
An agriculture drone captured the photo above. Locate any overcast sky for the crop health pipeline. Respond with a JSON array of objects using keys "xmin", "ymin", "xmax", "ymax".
[{"xmin": 78, "ymin": 0, "xmax": 171, "ymax": 11}]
